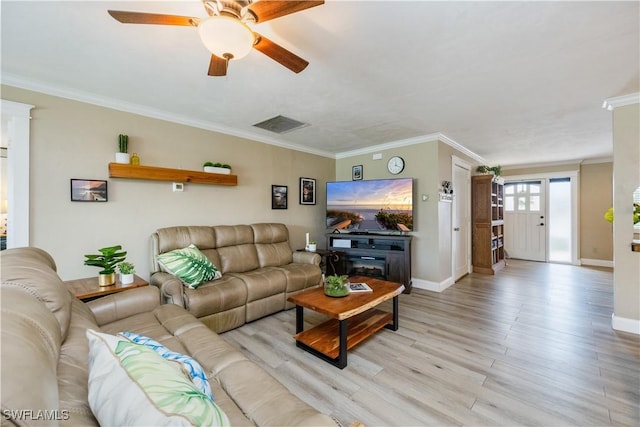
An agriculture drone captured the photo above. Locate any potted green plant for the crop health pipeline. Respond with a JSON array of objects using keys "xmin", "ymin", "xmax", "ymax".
[
  {"xmin": 203, "ymin": 161, "xmax": 216, "ymax": 172},
  {"xmin": 307, "ymin": 240, "xmax": 317, "ymax": 252},
  {"xmin": 115, "ymin": 134, "xmax": 130, "ymax": 164},
  {"xmin": 203, "ymin": 161, "xmax": 232, "ymax": 174},
  {"xmin": 84, "ymin": 245, "xmax": 127, "ymax": 286},
  {"xmin": 324, "ymin": 274, "xmax": 349, "ymax": 297},
  {"xmin": 118, "ymin": 261, "xmax": 136, "ymax": 285}
]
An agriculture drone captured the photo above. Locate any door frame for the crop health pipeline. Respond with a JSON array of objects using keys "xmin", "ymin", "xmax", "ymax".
[
  {"xmin": 451, "ymin": 155, "xmax": 472, "ymax": 280},
  {"xmin": 503, "ymin": 170, "xmax": 579, "ymax": 265},
  {"xmin": 1, "ymin": 100, "xmax": 33, "ymax": 248}
]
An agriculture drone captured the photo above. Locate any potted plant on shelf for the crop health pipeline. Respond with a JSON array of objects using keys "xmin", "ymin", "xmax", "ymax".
[
  {"xmin": 324, "ymin": 274, "xmax": 350, "ymax": 297},
  {"xmin": 84, "ymin": 245, "xmax": 127, "ymax": 286},
  {"xmin": 115, "ymin": 134, "xmax": 130, "ymax": 164},
  {"xmin": 203, "ymin": 161, "xmax": 216, "ymax": 173},
  {"xmin": 118, "ymin": 261, "xmax": 135, "ymax": 285},
  {"xmin": 203, "ymin": 161, "xmax": 232, "ymax": 174},
  {"xmin": 307, "ymin": 240, "xmax": 317, "ymax": 252}
]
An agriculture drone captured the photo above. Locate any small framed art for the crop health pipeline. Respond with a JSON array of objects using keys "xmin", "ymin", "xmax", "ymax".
[
  {"xmin": 352, "ymin": 165, "xmax": 363, "ymax": 181},
  {"xmin": 299, "ymin": 177, "xmax": 316, "ymax": 205},
  {"xmin": 271, "ymin": 185, "xmax": 288, "ymax": 209},
  {"xmin": 70, "ymin": 179, "xmax": 108, "ymax": 202}
]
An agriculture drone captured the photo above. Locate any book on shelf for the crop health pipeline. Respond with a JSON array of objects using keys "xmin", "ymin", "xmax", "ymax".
[{"xmin": 348, "ymin": 282, "xmax": 372, "ymax": 293}]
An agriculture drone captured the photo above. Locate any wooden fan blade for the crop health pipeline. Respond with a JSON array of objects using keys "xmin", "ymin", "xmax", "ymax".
[
  {"xmin": 253, "ymin": 34, "xmax": 309, "ymax": 73},
  {"xmin": 208, "ymin": 55, "xmax": 228, "ymax": 76},
  {"xmin": 247, "ymin": 1, "xmax": 323, "ymax": 23},
  {"xmin": 108, "ymin": 10, "xmax": 199, "ymax": 27}
]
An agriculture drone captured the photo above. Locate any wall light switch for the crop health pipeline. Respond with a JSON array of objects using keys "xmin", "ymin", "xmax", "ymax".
[
  {"xmin": 372, "ymin": 153, "xmax": 383, "ymax": 160},
  {"xmin": 172, "ymin": 182, "xmax": 184, "ymax": 192}
]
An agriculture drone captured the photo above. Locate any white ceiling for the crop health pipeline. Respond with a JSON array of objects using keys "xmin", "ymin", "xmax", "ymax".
[{"xmin": 2, "ymin": 1, "xmax": 638, "ymax": 166}]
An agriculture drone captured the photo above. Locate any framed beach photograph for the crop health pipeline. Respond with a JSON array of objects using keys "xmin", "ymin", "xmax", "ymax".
[
  {"xmin": 352, "ymin": 165, "xmax": 363, "ymax": 181},
  {"xmin": 299, "ymin": 177, "xmax": 316, "ymax": 205},
  {"xmin": 70, "ymin": 179, "xmax": 108, "ymax": 202},
  {"xmin": 271, "ymin": 185, "xmax": 288, "ymax": 209}
]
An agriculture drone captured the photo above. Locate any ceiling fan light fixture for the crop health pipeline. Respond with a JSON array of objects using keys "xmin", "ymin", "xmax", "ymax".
[{"xmin": 198, "ymin": 16, "xmax": 254, "ymax": 60}]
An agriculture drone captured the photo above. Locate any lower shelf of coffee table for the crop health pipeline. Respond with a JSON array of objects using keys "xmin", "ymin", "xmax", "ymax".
[{"xmin": 293, "ymin": 309, "xmax": 392, "ymax": 359}]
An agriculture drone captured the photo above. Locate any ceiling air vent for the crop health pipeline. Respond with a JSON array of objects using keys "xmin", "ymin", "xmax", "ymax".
[{"xmin": 253, "ymin": 115, "xmax": 309, "ymax": 134}]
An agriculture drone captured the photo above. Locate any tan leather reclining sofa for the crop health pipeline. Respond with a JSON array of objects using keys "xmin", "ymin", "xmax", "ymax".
[
  {"xmin": 0, "ymin": 247, "xmax": 337, "ymax": 426},
  {"xmin": 150, "ymin": 223, "xmax": 322, "ymax": 333}
]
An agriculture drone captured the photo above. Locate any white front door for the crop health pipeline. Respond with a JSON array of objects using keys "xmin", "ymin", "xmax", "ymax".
[
  {"xmin": 452, "ymin": 157, "xmax": 471, "ymax": 280},
  {"xmin": 504, "ymin": 180, "xmax": 546, "ymax": 262}
]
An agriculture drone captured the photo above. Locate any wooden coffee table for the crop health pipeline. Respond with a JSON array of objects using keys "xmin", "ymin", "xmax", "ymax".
[{"xmin": 287, "ymin": 276, "xmax": 404, "ymax": 369}]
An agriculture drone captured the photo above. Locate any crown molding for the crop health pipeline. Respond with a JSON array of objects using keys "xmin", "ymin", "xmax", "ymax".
[
  {"xmin": 335, "ymin": 132, "xmax": 487, "ymax": 164},
  {"xmin": 437, "ymin": 133, "xmax": 487, "ymax": 164},
  {"xmin": 1, "ymin": 73, "xmax": 335, "ymax": 159},
  {"xmin": 502, "ymin": 156, "xmax": 613, "ymax": 170},
  {"xmin": 602, "ymin": 92, "xmax": 640, "ymax": 110},
  {"xmin": 582, "ymin": 157, "xmax": 613, "ymax": 165},
  {"xmin": 335, "ymin": 133, "xmax": 440, "ymax": 159}
]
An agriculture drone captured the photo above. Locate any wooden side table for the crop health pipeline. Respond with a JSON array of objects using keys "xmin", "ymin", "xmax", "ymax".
[{"xmin": 65, "ymin": 274, "xmax": 149, "ymax": 301}]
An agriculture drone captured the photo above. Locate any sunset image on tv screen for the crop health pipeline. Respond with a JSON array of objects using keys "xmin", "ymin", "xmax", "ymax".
[{"xmin": 326, "ymin": 178, "xmax": 413, "ymax": 231}]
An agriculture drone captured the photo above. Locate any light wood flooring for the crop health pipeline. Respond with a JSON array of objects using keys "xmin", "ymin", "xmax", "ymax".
[{"xmin": 221, "ymin": 260, "xmax": 639, "ymax": 426}]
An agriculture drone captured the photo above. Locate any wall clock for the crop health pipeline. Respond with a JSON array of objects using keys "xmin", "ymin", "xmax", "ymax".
[{"xmin": 387, "ymin": 156, "xmax": 405, "ymax": 175}]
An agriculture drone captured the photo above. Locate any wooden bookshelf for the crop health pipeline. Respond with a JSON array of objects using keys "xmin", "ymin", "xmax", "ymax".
[
  {"xmin": 472, "ymin": 174, "xmax": 505, "ymax": 274},
  {"xmin": 108, "ymin": 163, "xmax": 237, "ymax": 186}
]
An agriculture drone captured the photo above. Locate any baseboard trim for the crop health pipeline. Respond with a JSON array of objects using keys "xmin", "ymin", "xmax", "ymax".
[
  {"xmin": 412, "ymin": 277, "xmax": 454, "ymax": 293},
  {"xmin": 612, "ymin": 313, "xmax": 640, "ymax": 335},
  {"xmin": 581, "ymin": 258, "xmax": 614, "ymax": 268}
]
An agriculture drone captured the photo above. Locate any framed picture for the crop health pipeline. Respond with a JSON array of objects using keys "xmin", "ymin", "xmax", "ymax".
[
  {"xmin": 70, "ymin": 179, "xmax": 108, "ymax": 202},
  {"xmin": 271, "ymin": 185, "xmax": 288, "ymax": 209},
  {"xmin": 299, "ymin": 177, "xmax": 316, "ymax": 205},
  {"xmin": 352, "ymin": 165, "xmax": 363, "ymax": 181}
]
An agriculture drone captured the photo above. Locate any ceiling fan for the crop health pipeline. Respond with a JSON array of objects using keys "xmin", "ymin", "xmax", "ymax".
[{"xmin": 108, "ymin": 0, "xmax": 324, "ymax": 76}]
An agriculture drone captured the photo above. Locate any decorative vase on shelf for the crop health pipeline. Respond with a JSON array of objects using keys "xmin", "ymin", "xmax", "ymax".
[
  {"xmin": 324, "ymin": 274, "xmax": 350, "ymax": 298},
  {"xmin": 120, "ymin": 273, "xmax": 134, "ymax": 285}
]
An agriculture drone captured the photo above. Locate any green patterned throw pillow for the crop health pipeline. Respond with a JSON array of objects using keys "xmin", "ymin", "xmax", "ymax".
[
  {"xmin": 157, "ymin": 244, "xmax": 221, "ymax": 288},
  {"xmin": 86, "ymin": 329, "xmax": 230, "ymax": 427}
]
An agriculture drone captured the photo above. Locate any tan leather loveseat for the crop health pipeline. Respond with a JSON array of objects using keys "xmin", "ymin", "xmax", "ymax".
[
  {"xmin": 150, "ymin": 223, "xmax": 322, "ymax": 333},
  {"xmin": 0, "ymin": 247, "xmax": 336, "ymax": 426}
]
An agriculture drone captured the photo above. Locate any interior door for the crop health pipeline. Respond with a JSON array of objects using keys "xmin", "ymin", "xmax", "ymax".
[
  {"xmin": 452, "ymin": 159, "xmax": 471, "ymax": 280},
  {"xmin": 504, "ymin": 180, "xmax": 546, "ymax": 261}
]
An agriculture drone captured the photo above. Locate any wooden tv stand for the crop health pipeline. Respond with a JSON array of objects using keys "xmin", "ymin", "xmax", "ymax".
[{"xmin": 326, "ymin": 233, "xmax": 412, "ymax": 293}]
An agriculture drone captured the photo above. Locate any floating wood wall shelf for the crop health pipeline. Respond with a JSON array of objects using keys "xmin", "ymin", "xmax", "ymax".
[{"xmin": 108, "ymin": 163, "xmax": 237, "ymax": 186}]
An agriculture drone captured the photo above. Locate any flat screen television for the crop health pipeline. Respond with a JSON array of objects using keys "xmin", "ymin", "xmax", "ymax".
[{"xmin": 326, "ymin": 178, "xmax": 414, "ymax": 232}]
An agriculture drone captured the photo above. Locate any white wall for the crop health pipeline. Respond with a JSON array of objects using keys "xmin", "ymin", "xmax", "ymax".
[{"xmin": 611, "ymin": 101, "xmax": 640, "ymax": 333}]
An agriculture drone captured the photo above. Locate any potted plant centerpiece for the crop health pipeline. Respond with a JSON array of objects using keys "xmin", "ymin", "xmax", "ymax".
[
  {"xmin": 118, "ymin": 261, "xmax": 135, "ymax": 285},
  {"xmin": 203, "ymin": 161, "xmax": 232, "ymax": 174},
  {"xmin": 84, "ymin": 245, "xmax": 127, "ymax": 286},
  {"xmin": 324, "ymin": 274, "xmax": 350, "ymax": 297},
  {"xmin": 115, "ymin": 134, "xmax": 130, "ymax": 164}
]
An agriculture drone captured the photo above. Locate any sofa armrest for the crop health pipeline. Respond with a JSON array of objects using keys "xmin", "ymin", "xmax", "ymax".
[
  {"xmin": 150, "ymin": 272, "xmax": 185, "ymax": 307},
  {"xmin": 292, "ymin": 251, "xmax": 321, "ymax": 265},
  {"xmin": 87, "ymin": 286, "xmax": 161, "ymax": 326}
]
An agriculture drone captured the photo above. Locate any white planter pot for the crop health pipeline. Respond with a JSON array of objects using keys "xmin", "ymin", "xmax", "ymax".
[
  {"xmin": 307, "ymin": 244, "xmax": 317, "ymax": 252},
  {"xmin": 120, "ymin": 273, "xmax": 134, "ymax": 285},
  {"xmin": 203, "ymin": 166, "xmax": 231, "ymax": 174},
  {"xmin": 115, "ymin": 152, "xmax": 130, "ymax": 164}
]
